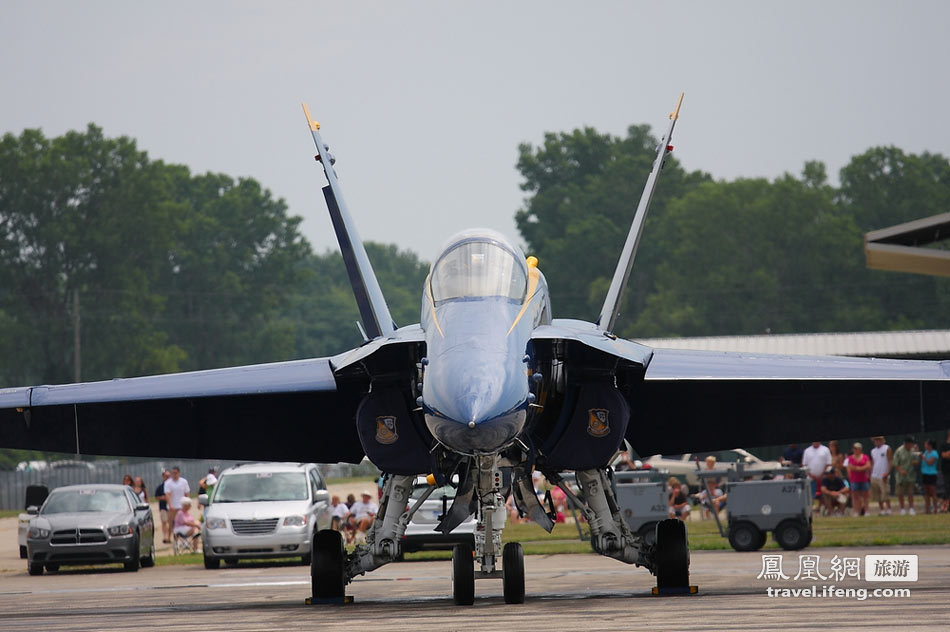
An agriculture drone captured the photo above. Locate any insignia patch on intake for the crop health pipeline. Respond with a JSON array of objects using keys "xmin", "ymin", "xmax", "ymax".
[
  {"xmin": 586, "ymin": 408, "xmax": 610, "ymax": 438},
  {"xmin": 375, "ymin": 416, "xmax": 399, "ymax": 445}
]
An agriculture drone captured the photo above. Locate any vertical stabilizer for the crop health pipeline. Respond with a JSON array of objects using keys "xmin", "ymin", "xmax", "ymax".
[
  {"xmin": 303, "ymin": 104, "xmax": 396, "ymax": 340},
  {"xmin": 597, "ymin": 93, "xmax": 684, "ymax": 334}
]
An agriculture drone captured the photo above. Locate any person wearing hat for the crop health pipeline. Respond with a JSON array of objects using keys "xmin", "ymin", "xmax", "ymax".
[
  {"xmin": 173, "ymin": 497, "xmax": 201, "ymax": 552},
  {"xmin": 845, "ymin": 442, "xmax": 871, "ymax": 516},
  {"xmin": 893, "ymin": 436, "xmax": 920, "ymax": 515},
  {"xmin": 345, "ymin": 490, "xmax": 379, "ymax": 544}
]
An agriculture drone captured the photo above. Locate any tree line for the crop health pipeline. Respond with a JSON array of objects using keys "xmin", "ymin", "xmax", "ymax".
[
  {"xmin": 1, "ymin": 123, "xmax": 947, "ymax": 390},
  {"xmin": 516, "ymin": 126, "xmax": 949, "ymax": 339}
]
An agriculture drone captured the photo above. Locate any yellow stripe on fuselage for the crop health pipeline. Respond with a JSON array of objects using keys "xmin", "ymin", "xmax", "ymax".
[
  {"xmin": 507, "ymin": 265, "xmax": 541, "ymax": 336},
  {"xmin": 425, "ymin": 276, "xmax": 445, "ymax": 338}
]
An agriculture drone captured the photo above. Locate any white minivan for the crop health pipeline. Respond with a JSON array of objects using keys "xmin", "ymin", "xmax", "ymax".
[{"xmin": 200, "ymin": 462, "xmax": 330, "ymax": 568}]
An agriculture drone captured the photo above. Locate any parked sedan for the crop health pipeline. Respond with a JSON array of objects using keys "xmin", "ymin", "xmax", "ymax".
[
  {"xmin": 643, "ymin": 449, "xmax": 783, "ymax": 490},
  {"xmin": 399, "ymin": 476, "xmax": 491, "ymax": 556},
  {"xmin": 25, "ymin": 484, "xmax": 155, "ymax": 575}
]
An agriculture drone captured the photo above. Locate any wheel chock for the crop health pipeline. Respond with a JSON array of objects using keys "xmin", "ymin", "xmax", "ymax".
[
  {"xmin": 305, "ymin": 595, "xmax": 354, "ymax": 605},
  {"xmin": 651, "ymin": 585, "xmax": 698, "ymax": 596}
]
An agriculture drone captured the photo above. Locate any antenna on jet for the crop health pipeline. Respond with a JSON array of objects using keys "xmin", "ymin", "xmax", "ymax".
[{"xmin": 597, "ymin": 92, "xmax": 684, "ymax": 335}]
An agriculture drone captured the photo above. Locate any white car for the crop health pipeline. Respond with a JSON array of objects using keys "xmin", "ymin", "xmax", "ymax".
[
  {"xmin": 399, "ymin": 476, "xmax": 494, "ymax": 556},
  {"xmin": 200, "ymin": 462, "xmax": 330, "ymax": 569},
  {"xmin": 643, "ymin": 449, "xmax": 783, "ymax": 490}
]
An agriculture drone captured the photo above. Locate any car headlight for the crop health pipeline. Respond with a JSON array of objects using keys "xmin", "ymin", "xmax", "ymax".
[
  {"xmin": 205, "ymin": 517, "xmax": 227, "ymax": 530},
  {"xmin": 28, "ymin": 526, "xmax": 50, "ymax": 539},
  {"xmin": 107, "ymin": 524, "xmax": 133, "ymax": 536},
  {"xmin": 282, "ymin": 515, "xmax": 308, "ymax": 527}
]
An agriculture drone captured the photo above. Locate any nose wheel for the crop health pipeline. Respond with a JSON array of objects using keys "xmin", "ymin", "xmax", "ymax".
[
  {"xmin": 502, "ymin": 542, "xmax": 525, "ymax": 604},
  {"xmin": 452, "ymin": 544, "xmax": 475, "ymax": 605}
]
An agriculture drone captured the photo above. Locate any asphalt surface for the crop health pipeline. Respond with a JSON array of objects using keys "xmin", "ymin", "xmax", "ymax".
[{"xmin": 1, "ymin": 537, "xmax": 949, "ymax": 632}]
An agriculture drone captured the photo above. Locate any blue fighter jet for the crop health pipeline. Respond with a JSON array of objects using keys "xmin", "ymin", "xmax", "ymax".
[{"xmin": 1, "ymin": 95, "xmax": 948, "ymax": 604}]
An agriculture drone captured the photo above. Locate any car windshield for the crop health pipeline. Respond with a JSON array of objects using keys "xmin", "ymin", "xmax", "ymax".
[
  {"xmin": 430, "ymin": 240, "xmax": 526, "ymax": 304},
  {"xmin": 42, "ymin": 489, "xmax": 130, "ymax": 514},
  {"xmin": 213, "ymin": 472, "xmax": 309, "ymax": 502},
  {"xmin": 411, "ymin": 483, "xmax": 457, "ymax": 501}
]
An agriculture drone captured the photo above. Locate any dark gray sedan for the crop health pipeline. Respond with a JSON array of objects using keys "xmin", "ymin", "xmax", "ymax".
[{"xmin": 26, "ymin": 484, "xmax": 155, "ymax": 575}]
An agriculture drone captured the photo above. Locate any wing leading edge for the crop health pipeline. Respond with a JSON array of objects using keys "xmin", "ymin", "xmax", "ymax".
[
  {"xmin": 0, "ymin": 358, "xmax": 365, "ymax": 463},
  {"xmin": 629, "ymin": 348, "xmax": 950, "ymax": 457}
]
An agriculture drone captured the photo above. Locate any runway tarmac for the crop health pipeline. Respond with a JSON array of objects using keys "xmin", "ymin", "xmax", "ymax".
[{"xmin": 1, "ymin": 545, "xmax": 948, "ymax": 631}]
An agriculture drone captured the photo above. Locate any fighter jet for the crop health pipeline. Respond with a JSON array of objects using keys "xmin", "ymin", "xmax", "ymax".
[{"xmin": 1, "ymin": 95, "xmax": 948, "ymax": 604}]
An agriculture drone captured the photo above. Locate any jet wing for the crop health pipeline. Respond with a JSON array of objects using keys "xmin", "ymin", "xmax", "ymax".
[
  {"xmin": 630, "ymin": 348, "xmax": 950, "ymax": 456},
  {"xmin": 0, "ymin": 357, "xmax": 366, "ymax": 463}
]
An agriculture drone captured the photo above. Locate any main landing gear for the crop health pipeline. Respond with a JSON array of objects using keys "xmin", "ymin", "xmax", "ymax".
[{"xmin": 550, "ymin": 468, "xmax": 692, "ymax": 595}]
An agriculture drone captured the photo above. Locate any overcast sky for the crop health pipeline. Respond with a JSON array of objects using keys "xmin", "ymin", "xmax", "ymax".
[{"xmin": 3, "ymin": 1, "xmax": 949, "ymax": 261}]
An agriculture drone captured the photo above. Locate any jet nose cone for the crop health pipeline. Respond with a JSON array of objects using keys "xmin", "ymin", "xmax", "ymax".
[{"xmin": 455, "ymin": 391, "xmax": 489, "ymax": 424}]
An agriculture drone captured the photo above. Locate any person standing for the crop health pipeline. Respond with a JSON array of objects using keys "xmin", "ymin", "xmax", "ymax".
[
  {"xmin": 802, "ymin": 441, "xmax": 832, "ymax": 505},
  {"xmin": 154, "ymin": 469, "xmax": 171, "ymax": 543},
  {"xmin": 845, "ymin": 443, "xmax": 871, "ymax": 516},
  {"xmin": 892, "ymin": 437, "xmax": 919, "ymax": 515},
  {"xmin": 869, "ymin": 436, "xmax": 893, "ymax": 515},
  {"xmin": 921, "ymin": 439, "xmax": 940, "ymax": 514},
  {"xmin": 164, "ymin": 466, "xmax": 190, "ymax": 535},
  {"xmin": 940, "ymin": 430, "xmax": 950, "ymax": 513},
  {"xmin": 829, "ymin": 440, "xmax": 845, "ymax": 471}
]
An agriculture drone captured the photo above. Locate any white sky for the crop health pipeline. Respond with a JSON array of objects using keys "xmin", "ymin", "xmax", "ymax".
[{"xmin": 3, "ymin": 1, "xmax": 949, "ymax": 261}]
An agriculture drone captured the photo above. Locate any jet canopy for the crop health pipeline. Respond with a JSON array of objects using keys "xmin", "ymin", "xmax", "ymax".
[{"xmin": 430, "ymin": 230, "xmax": 527, "ymax": 305}]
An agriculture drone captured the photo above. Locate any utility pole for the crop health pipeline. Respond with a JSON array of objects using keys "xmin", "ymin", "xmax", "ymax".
[{"xmin": 73, "ymin": 288, "xmax": 81, "ymax": 383}]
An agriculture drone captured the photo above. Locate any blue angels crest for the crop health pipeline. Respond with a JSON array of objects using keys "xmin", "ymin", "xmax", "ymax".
[
  {"xmin": 587, "ymin": 408, "xmax": 610, "ymax": 438},
  {"xmin": 375, "ymin": 415, "xmax": 399, "ymax": 445}
]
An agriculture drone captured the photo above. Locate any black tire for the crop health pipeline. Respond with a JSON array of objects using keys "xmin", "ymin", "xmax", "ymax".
[
  {"xmin": 28, "ymin": 562, "xmax": 43, "ymax": 576},
  {"xmin": 775, "ymin": 519, "xmax": 809, "ymax": 551},
  {"xmin": 141, "ymin": 538, "xmax": 156, "ymax": 568},
  {"xmin": 728, "ymin": 521, "xmax": 764, "ymax": 552},
  {"xmin": 756, "ymin": 529, "xmax": 769, "ymax": 550},
  {"xmin": 451, "ymin": 543, "xmax": 475, "ymax": 606},
  {"xmin": 312, "ymin": 529, "xmax": 345, "ymax": 599},
  {"xmin": 638, "ymin": 522, "xmax": 658, "ymax": 547},
  {"xmin": 203, "ymin": 552, "xmax": 221, "ymax": 569},
  {"xmin": 654, "ymin": 518, "xmax": 690, "ymax": 589},
  {"xmin": 124, "ymin": 536, "xmax": 140, "ymax": 571},
  {"xmin": 45, "ymin": 563, "xmax": 60, "ymax": 572},
  {"xmin": 300, "ymin": 553, "xmax": 312, "ymax": 566},
  {"xmin": 502, "ymin": 542, "xmax": 525, "ymax": 604},
  {"xmin": 19, "ymin": 545, "xmax": 27, "ymax": 559}
]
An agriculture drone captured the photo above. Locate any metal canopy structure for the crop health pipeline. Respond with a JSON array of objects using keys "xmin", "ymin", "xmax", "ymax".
[
  {"xmin": 638, "ymin": 329, "xmax": 950, "ymax": 360},
  {"xmin": 864, "ymin": 212, "xmax": 950, "ymax": 277}
]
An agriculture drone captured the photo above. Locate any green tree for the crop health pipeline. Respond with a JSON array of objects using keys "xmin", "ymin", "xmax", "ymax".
[
  {"xmin": 515, "ymin": 125, "xmax": 710, "ymax": 325},
  {"xmin": 627, "ymin": 169, "xmax": 871, "ymax": 337},
  {"xmin": 0, "ymin": 125, "xmax": 184, "ymax": 385},
  {"xmin": 287, "ymin": 243, "xmax": 430, "ymax": 358}
]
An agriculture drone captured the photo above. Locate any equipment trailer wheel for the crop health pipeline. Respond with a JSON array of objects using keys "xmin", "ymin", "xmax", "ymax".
[
  {"xmin": 728, "ymin": 521, "xmax": 765, "ymax": 552},
  {"xmin": 452, "ymin": 544, "xmax": 475, "ymax": 606},
  {"xmin": 654, "ymin": 519, "xmax": 690, "ymax": 589},
  {"xmin": 775, "ymin": 519, "xmax": 809, "ymax": 551},
  {"xmin": 502, "ymin": 542, "xmax": 525, "ymax": 604},
  {"xmin": 312, "ymin": 529, "xmax": 346, "ymax": 599}
]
